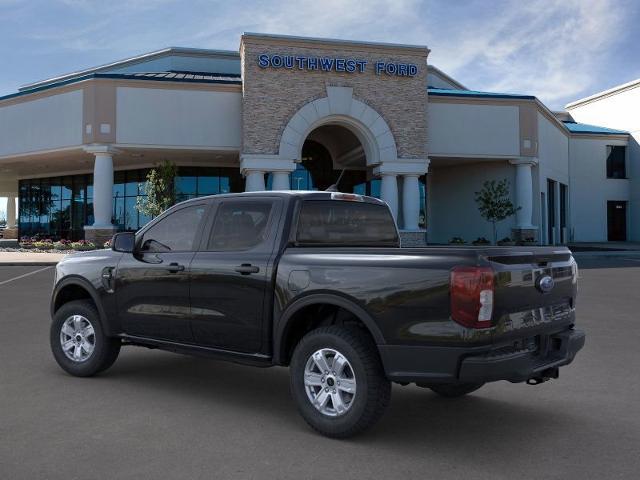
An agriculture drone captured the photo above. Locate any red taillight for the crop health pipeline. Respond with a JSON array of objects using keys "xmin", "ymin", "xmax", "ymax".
[{"xmin": 450, "ymin": 266, "xmax": 495, "ymax": 329}]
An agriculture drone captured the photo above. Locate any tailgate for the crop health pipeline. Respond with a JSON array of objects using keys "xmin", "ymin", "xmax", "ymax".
[{"xmin": 484, "ymin": 248, "xmax": 577, "ymax": 341}]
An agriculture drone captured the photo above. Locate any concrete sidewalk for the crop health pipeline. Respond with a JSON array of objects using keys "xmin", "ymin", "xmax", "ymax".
[
  {"xmin": 571, "ymin": 250, "xmax": 640, "ymax": 258},
  {"xmin": 0, "ymin": 251, "xmax": 67, "ymax": 265},
  {"xmin": 569, "ymin": 242, "xmax": 640, "ymax": 251}
]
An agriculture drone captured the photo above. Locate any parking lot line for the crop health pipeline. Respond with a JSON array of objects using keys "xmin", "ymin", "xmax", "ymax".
[{"xmin": 0, "ymin": 266, "xmax": 52, "ymax": 287}]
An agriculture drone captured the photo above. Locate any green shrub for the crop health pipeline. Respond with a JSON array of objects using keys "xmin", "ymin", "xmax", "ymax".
[{"xmin": 472, "ymin": 237, "xmax": 491, "ymax": 245}]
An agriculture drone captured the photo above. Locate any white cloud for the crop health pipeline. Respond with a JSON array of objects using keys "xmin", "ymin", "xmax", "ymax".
[
  {"xmin": 188, "ymin": 0, "xmax": 427, "ymax": 46},
  {"xmin": 4, "ymin": 0, "xmax": 634, "ymax": 109},
  {"xmin": 184, "ymin": 0, "xmax": 632, "ymax": 107},
  {"xmin": 425, "ymin": 0, "xmax": 631, "ymax": 108}
]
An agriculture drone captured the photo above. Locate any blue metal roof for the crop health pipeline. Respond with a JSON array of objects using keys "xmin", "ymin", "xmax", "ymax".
[
  {"xmin": 562, "ymin": 121, "xmax": 628, "ymax": 135},
  {"xmin": 0, "ymin": 71, "xmax": 242, "ymax": 102},
  {"xmin": 427, "ymin": 87, "xmax": 536, "ymax": 100},
  {"xmin": 124, "ymin": 71, "xmax": 241, "ymax": 82}
]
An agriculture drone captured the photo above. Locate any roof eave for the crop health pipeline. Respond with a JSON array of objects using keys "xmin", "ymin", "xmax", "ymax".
[
  {"xmin": 2, "ymin": 73, "xmax": 242, "ymax": 104},
  {"xmin": 565, "ymin": 78, "xmax": 640, "ymax": 109}
]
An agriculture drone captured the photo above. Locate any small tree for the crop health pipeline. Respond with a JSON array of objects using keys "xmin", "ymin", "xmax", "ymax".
[
  {"xmin": 136, "ymin": 160, "xmax": 178, "ymax": 218},
  {"xmin": 474, "ymin": 179, "xmax": 520, "ymax": 245}
]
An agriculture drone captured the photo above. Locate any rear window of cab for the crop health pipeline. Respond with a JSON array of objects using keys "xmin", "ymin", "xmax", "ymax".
[{"xmin": 295, "ymin": 200, "xmax": 399, "ymax": 247}]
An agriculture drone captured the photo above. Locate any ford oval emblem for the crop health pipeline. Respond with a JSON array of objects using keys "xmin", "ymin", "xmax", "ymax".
[{"xmin": 536, "ymin": 275, "xmax": 555, "ymax": 293}]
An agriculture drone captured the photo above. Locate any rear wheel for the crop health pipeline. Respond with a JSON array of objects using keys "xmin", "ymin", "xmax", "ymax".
[
  {"xmin": 50, "ymin": 300, "xmax": 121, "ymax": 377},
  {"xmin": 289, "ymin": 326, "xmax": 391, "ymax": 438},
  {"xmin": 428, "ymin": 382, "xmax": 484, "ymax": 398}
]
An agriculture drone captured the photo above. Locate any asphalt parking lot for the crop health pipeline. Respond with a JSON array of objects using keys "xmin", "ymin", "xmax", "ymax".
[{"xmin": 1, "ymin": 256, "xmax": 639, "ymax": 479}]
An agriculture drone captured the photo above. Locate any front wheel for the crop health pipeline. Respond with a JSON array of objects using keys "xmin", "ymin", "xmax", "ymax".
[
  {"xmin": 50, "ymin": 300, "xmax": 121, "ymax": 377},
  {"xmin": 289, "ymin": 326, "xmax": 391, "ymax": 438}
]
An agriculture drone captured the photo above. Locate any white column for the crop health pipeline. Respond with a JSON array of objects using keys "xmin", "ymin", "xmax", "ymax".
[
  {"xmin": 380, "ymin": 173, "xmax": 398, "ymax": 221},
  {"xmin": 84, "ymin": 146, "xmax": 118, "ymax": 230},
  {"xmin": 510, "ymin": 158, "xmax": 537, "ymax": 229},
  {"xmin": 402, "ymin": 174, "xmax": 420, "ymax": 231},
  {"xmin": 6, "ymin": 196, "xmax": 16, "ymax": 229},
  {"xmin": 241, "ymin": 155, "xmax": 295, "ymax": 193},
  {"xmin": 271, "ymin": 171, "xmax": 290, "ymax": 190},
  {"xmin": 92, "ymin": 152, "xmax": 114, "ymax": 227},
  {"xmin": 245, "ymin": 170, "xmax": 265, "ymax": 192}
]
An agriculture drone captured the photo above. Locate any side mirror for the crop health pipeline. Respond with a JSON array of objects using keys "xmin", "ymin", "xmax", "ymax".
[{"xmin": 111, "ymin": 232, "xmax": 136, "ymax": 253}]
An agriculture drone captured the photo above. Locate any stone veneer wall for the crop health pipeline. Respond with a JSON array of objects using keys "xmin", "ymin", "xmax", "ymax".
[
  {"xmin": 399, "ymin": 231, "xmax": 428, "ymax": 247},
  {"xmin": 240, "ymin": 35, "xmax": 429, "ymax": 160}
]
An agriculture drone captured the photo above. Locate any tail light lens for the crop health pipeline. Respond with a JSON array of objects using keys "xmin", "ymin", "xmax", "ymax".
[{"xmin": 450, "ymin": 266, "xmax": 495, "ymax": 328}]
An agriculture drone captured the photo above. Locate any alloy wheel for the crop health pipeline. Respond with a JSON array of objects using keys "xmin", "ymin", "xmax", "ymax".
[
  {"xmin": 304, "ymin": 348, "xmax": 357, "ymax": 417},
  {"xmin": 59, "ymin": 315, "xmax": 96, "ymax": 363}
]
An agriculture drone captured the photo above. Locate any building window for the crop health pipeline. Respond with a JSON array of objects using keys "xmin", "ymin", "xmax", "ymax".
[
  {"xmin": 560, "ymin": 183, "xmax": 568, "ymax": 244},
  {"xmin": 547, "ymin": 179, "xmax": 556, "ymax": 244},
  {"xmin": 18, "ymin": 166, "xmax": 243, "ymax": 241},
  {"xmin": 606, "ymin": 146, "xmax": 626, "ymax": 179}
]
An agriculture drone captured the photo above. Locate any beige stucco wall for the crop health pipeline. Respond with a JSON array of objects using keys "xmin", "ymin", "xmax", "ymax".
[
  {"xmin": 428, "ymin": 161, "xmax": 517, "ymax": 244},
  {"xmin": 567, "ymin": 85, "xmax": 640, "ymax": 241},
  {"xmin": 569, "ymin": 136, "xmax": 630, "ymax": 242},
  {"xmin": 0, "ymin": 90, "xmax": 83, "ymax": 157},
  {"xmin": 240, "ymin": 35, "xmax": 429, "ymax": 160},
  {"xmin": 427, "ymin": 102, "xmax": 520, "ymax": 157},
  {"xmin": 116, "ymin": 86, "xmax": 242, "ymax": 148}
]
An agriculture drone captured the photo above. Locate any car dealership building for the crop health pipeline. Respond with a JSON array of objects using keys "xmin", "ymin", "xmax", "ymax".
[{"xmin": 0, "ymin": 33, "xmax": 636, "ymax": 245}]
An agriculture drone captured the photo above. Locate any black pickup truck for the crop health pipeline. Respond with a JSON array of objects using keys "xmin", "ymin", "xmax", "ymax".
[{"xmin": 50, "ymin": 191, "xmax": 584, "ymax": 437}]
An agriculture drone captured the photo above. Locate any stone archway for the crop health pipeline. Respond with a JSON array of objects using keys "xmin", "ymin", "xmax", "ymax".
[
  {"xmin": 278, "ymin": 86, "xmax": 398, "ymax": 166},
  {"xmin": 240, "ymin": 85, "xmax": 428, "ymax": 232}
]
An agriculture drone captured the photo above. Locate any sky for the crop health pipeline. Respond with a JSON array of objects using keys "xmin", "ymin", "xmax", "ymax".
[{"xmin": 1, "ymin": 0, "xmax": 640, "ymax": 214}]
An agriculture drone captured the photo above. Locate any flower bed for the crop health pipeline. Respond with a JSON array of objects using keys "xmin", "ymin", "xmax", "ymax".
[{"xmin": 2, "ymin": 237, "xmax": 107, "ymax": 254}]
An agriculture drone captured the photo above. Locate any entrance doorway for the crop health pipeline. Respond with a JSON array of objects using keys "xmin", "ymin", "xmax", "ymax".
[
  {"xmin": 607, "ymin": 201, "xmax": 627, "ymax": 241},
  {"xmin": 547, "ymin": 179, "xmax": 556, "ymax": 244},
  {"xmin": 293, "ymin": 124, "xmax": 370, "ymax": 193}
]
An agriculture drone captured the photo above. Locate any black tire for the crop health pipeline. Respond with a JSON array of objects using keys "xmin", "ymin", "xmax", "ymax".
[
  {"xmin": 289, "ymin": 325, "xmax": 391, "ymax": 438},
  {"xmin": 50, "ymin": 300, "xmax": 121, "ymax": 377},
  {"xmin": 429, "ymin": 382, "xmax": 484, "ymax": 398}
]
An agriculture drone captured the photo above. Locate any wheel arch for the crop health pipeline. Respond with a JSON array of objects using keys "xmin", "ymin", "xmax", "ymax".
[
  {"xmin": 273, "ymin": 293, "xmax": 385, "ymax": 366},
  {"xmin": 51, "ymin": 277, "xmax": 115, "ymax": 336}
]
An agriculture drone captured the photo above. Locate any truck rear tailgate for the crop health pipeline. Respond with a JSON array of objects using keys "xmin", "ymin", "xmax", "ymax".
[{"xmin": 482, "ymin": 248, "xmax": 577, "ymax": 343}]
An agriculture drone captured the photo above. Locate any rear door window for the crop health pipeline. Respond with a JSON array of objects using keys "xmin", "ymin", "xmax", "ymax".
[{"xmin": 206, "ymin": 200, "xmax": 276, "ymax": 251}]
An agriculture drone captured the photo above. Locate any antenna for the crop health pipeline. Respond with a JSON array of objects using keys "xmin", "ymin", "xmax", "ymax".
[{"xmin": 325, "ymin": 169, "xmax": 346, "ymax": 192}]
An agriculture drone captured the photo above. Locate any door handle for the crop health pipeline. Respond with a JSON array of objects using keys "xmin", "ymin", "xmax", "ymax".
[
  {"xmin": 234, "ymin": 264, "xmax": 260, "ymax": 275},
  {"xmin": 166, "ymin": 262, "xmax": 185, "ymax": 273}
]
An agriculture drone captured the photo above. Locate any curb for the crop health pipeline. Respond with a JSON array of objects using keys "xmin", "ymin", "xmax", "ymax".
[
  {"xmin": 572, "ymin": 251, "xmax": 640, "ymax": 257},
  {"xmin": 0, "ymin": 262, "xmax": 59, "ymax": 266}
]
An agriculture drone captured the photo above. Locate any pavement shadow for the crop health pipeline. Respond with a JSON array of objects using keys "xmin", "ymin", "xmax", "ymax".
[{"xmin": 79, "ymin": 349, "xmax": 580, "ymax": 453}]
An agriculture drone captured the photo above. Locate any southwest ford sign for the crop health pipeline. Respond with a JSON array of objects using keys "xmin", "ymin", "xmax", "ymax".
[{"xmin": 257, "ymin": 54, "xmax": 418, "ymax": 77}]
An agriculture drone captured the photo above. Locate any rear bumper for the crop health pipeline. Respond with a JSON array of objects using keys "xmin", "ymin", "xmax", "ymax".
[{"xmin": 379, "ymin": 327, "xmax": 585, "ymax": 384}]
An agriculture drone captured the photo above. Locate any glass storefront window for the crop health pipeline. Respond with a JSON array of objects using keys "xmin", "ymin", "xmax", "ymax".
[
  {"xmin": 18, "ymin": 166, "xmax": 243, "ymax": 240},
  {"xmin": 113, "ymin": 196, "xmax": 125, "ymax": 230},
  {"xmin": 197, "ymin": 176, "xmax": 218, "ymax": 195},
  {"xmin": 61, "ymin": 178, "xmax": 73, "ymax": 201},
  {"xmin": 291, "ymin": 164, "xmax": 313, "ymax": 190},
  {"xmin": 220, "ymin": 177, "xmax": 231, "ymax": 194},
  {"xmin": 175, "ymin": 176, "xmax": 197, "ymax": 196},
  {"xmin": 113, "ymin": 171, "xmax": 125, "ymax": 199}
]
